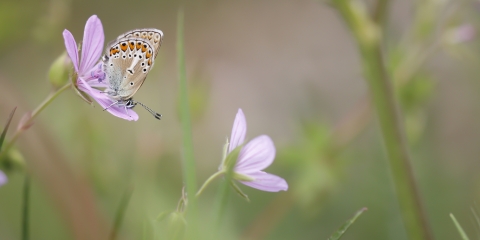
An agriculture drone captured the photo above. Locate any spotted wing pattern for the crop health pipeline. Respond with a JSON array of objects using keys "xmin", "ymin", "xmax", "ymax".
[
  {"xmin": 103, "ymin": 37, "xmax": 156, "ymax": 100},
  {"xmin": 114, "ymin": 28, "xmax": 163, "ymax": 57}
]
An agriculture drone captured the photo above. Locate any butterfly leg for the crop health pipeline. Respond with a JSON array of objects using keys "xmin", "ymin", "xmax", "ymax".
[{"xmin": 103, "ymin": 101, "xmax": 118, "ymax": 111}]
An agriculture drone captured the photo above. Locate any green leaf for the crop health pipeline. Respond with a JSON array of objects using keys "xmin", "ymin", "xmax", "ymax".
[
  {"xmin": 450, "ymin": 213, "xmax": 470, "ymax": 240},
  {"xmin": 0, "ymin": 107, "xmax": 16, "ymax": 152},
  {"xmin": 328, "ymin": 207, "xmax": 367, "ymax": 240}
]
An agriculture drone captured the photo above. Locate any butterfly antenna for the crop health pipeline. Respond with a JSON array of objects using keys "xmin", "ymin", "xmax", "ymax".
[{"xmin": 134, "ymin": 101, "xmax": 162, "ymax": 120}]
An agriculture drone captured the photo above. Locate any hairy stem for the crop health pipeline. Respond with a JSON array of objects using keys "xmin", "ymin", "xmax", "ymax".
[{"xmin": 331, "ymin": 0, "xmax": 433, "ymax": 239}]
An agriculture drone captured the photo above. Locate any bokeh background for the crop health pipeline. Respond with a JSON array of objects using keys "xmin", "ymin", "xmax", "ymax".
[{"xmin": 0, "ymin": 0, "xmax": 479, "ymax": 239}]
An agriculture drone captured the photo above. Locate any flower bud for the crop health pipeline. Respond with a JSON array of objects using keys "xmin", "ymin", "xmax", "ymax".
[
  {"xmin": 166, "ymin": 212, "xmax": 186, "ymax": 240},
  {"xmin": 1, "ymin": 147, "xmax": 26, "ymax": 172},
  {"xmin": 48, "ymin": 52, "xmax": 71, "ymax": 89}
]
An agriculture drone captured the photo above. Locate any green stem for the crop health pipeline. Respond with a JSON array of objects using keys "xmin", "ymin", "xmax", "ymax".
[
  {"xmin": 0, "ymin": 83, "xmax": 71, "ymax": 160},
  {"xmin": 196, "ymin": 171, "xmax": 224, "ymax": 197},
  {"xmin": 31, "ymin": 83, "xmax": 72, "ymax": 121},
  {"xmin": 372, "ymin": 0, "xmax": 390, "ymax": 26},
  {"xmin": 331, "ymin": 1, "xmax": 433, "ymax": 239},
  {"xmin": 21, "ymin": 174, "xmax": 30, "ymax": 240},
  {"xmin": 109, "ymin": 187, "xmax": 134, "ymax": 240},
  {"xmin": 177, "ymin": 8, "xmax": 198, "ymax": 234},
  {"xmin": 213, "ymin": 146, "xmax": 241, "ymax": 230},
  {"xmin": 214, "ymin": 178, "xmax": 231, "ymax": 229}
]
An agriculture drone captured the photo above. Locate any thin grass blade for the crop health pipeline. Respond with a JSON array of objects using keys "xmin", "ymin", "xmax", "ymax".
[{"xmin": 328, "ymin": 207, "xmax": 367, "ymax": 240}]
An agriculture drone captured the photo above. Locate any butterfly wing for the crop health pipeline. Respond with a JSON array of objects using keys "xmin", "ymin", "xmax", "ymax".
[
  {"xmin": 114, "ymin": 28, "xmax": 163, "ymax": 57},
  {"xmin": 103, "ymin": 37, "xmax": 157, "ymax": 100}
]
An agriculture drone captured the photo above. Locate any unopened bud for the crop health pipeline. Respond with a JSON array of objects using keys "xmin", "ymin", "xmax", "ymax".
[
  {"xmin": 48, "ymin": 52, "xmax": 71, "ymax": 89},
  {"xmin": 167, "ymin": 212, "xmax": 186, "ymax": 240}
]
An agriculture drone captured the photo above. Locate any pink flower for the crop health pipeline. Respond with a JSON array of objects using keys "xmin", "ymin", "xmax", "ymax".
[
  {"xmin": 444, "ymin": 24, "xmax": 476, "ymax": 45},
  {"xmin": 0, "ymin": 170, "xmax": 6, "ymax": 186},
  {"xmin": 226, "ymin": 109, "xmax": 288, "ymax": 192},
  {"xmin": 63, "ymin": 15, "xmax": 138, "ymax": 121}
]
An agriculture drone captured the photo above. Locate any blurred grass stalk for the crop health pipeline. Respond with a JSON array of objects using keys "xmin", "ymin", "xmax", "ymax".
[
  {"xmin": 450, "ymin": 213, "xmax": 470, "ymax": 240},
  {"xmin": 331, "ymin": 0, "xmax": 433, "ymax": 239},
  {"xmin": 177, "ymin": 8, "xmax": 198, "ymax": 236},
  {"xmin": 22, "ymin": 175, "xmax": 30, "ymax": 240}
]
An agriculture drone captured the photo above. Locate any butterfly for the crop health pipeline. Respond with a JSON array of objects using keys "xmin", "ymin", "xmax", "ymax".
[{"xmin": 102, "ymin": 28, "xmax": 163, "ymax": 120}]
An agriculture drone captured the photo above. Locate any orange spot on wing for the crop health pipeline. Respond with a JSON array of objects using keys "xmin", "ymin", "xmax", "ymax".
[
  {"xmin": 120, "ymin": 42, "xmax": 128, "ymax": 52},
  {"xmin": 136, "ymin": 42, "xmax": 142, "ymax": 50},
  {"xmin": 142, "ymin": 44, "xmax": 147, "ymax": 52},
  {"xmin": 110, "ymin": 48, "xmax": 119, "ymax": 56},
  {"xmin": 146, "ymin": 52, "xmax": 152, "ymax": 59},
  {"xmin": 129, "ymin": 42, "xmax": 135, "ymax": 50},
  {"xmin": 148, "ymin": 59, "xmax": 152, "ymax": 66}
]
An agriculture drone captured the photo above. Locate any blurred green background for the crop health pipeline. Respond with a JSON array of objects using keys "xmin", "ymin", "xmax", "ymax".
[{"xmin": 0, "ymin": 0, "xmax": 480, "ymax": 239}]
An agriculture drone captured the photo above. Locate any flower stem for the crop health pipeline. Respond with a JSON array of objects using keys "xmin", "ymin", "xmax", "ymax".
[
  {"xmin": 214, "ymin": 177, "xmax": 231, "ymax": 229},
  {"xmin": 331, "ymin": 1, "xmax": 433, "ymax": 239},
  {"xmin": 196, "ymin": 171, "xmax": 224, "ymax": 197},
  {"xmin": 21, "ymin": 174, "xmax": 30, "ymax": 240},
  {"xmin": 31, "ymin": 83, "xmax": 72, "ymax": 121},
  {"xmin": 0, "ymin": 83, "xmax": 71, "ymax": 160}
]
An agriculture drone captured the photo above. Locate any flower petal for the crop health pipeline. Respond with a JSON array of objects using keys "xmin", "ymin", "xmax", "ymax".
[
  {"xmin": 229, "ymin": 109, "xmax": 246, "ymax": 152},
  {"xmin": 62, "ymin": 29, "xmax": 79, "ymax": 72},
  {"xmin": 80, "ymin": 15, "xmax": 104, "ymax": 73},
  {"xmin": 78, "ymin": 79, "xmax": 138, "ymax": 121},
  {"xmin": 0, "ymin": 170, "xmax": 7, "ymax": 186},
  {"xmin": 235, "ymin": 135, "xmax": 275, "ymax": 173},
  {"xmin": 239, "ymin": 171, "xmax": 288, "ymax": 192}
]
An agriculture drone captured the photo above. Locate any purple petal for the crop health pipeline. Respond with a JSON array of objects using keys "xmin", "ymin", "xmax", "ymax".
[
  {"xmin": 80, "ymin": 15, "xmax": 104, "ymax": 73},
  {"xmin": 77, "ymin": 79, "xmax": 138, "ymax": 121},
  {"xmin": 239, "ymin": 171, "xmax": 288, "ymax": 192},
  {"xmin": 63, "ymin": 29, "xmax": 79, "ymax": 72},
  {"xmin": 229, "ymin": 109, "xmax": 246, "ymax": 152},
  {"xmin": 0, "ymin": 170, "xmax": 7, "ymax": 186},
  {"xmin": 235, "ymin": 135, "xmax": 275, "ymax": 173}
]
